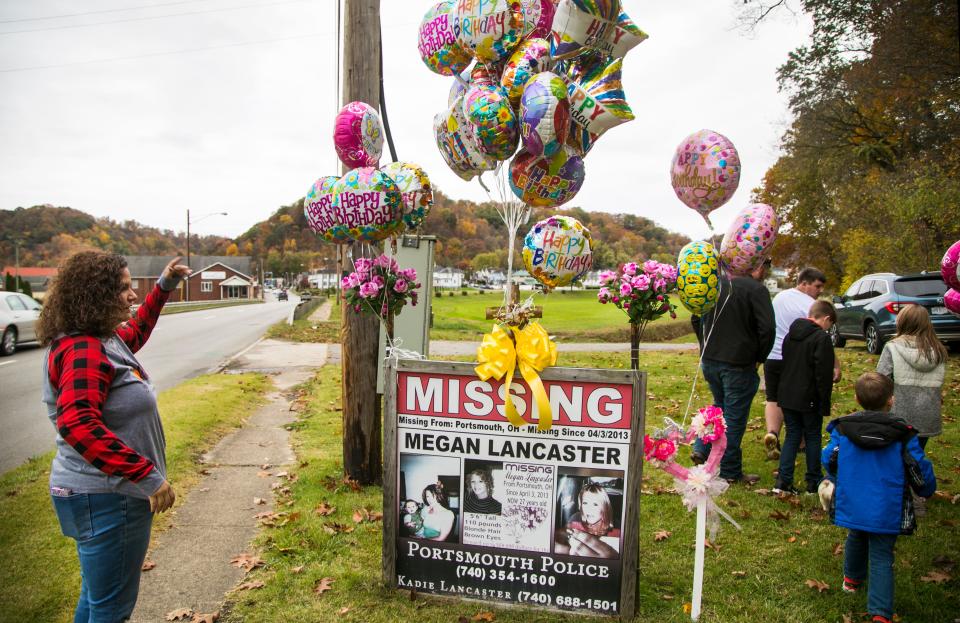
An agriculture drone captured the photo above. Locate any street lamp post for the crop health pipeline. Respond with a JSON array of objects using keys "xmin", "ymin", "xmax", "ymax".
[{"xmin": 185, "ymin": 210, "xmax": 228, "ymax": 302}]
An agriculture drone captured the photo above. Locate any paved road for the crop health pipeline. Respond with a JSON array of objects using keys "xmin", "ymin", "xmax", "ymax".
[{"xmin": 0, "ymin": 296, "xmax": 297, "ymax": 474}]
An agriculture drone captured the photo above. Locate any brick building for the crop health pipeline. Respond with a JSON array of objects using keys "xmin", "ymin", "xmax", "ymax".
[{"xmin": 124, "ymin": 256, "xmax": 259, "ymax": 302}]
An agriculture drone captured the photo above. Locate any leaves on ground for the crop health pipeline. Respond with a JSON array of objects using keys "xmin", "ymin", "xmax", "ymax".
[
  {"xmin": 352, "ymin": 507, "xmax": 383, "ymax": 523},
  {"xmin": 471, "ymin": 612, "xmax": 495, "ymax": 621},
  {"xmin": 291, "ymin": 565, "xmax": 305, "ymax": 574},
  {"xmin": 919, "ymin": 569, "xmax": 952, "ymax": 584},
  {"xmin": 804, "ymin": 579, "xmax": 829, "ymax": 593},
  {"xmin": 704, "ymin": 539, "xmax": 722, "ymax": 552},
  {"xmin": 314, "ymin": 502, "xmax": 336, "ymax": 516},
  {"xmin": 165, "ymin": 609, "xmax": 194, "ymax": 621},
  {"xmin": 322, "ymin": 522, "xmax": 355, "ymax": 534},
  {"xmin": 787, "ymin": 536, "xmax": 797, "ymax": 543},
  {"xmin": 731, "ymin": 570, "xmax": 747, "ymax": 578},
  {"xmin": 191, "ymin": 613, "xmax": 219, "ymax": 623},
  {"xmin": 141, "ymin": 560, "xmax": 156, "ymax": 571},
  {"xmin": 832, "ymin": 542, "xmax": 844, "ymax": 556},
  {"xmin": 314, "ymin": 577, "xmax": 334, "ymax": 595},
  {"xmin": 769, "ymin": 509, "xmax": 791, "ymax": 522},
  {"xmin": 253, "ymin": 497, "xmax": 266, "ymax": 506},
  {"xmin": 230, "ymin": 553, "xmax": 264, "ymax": 572},
  {"xmin": 653, "ymin": 530, "xmax": 672, "ymax": 542},
  {"xmin": 337, "ymin": 607, "xmax": 351, "ymax": 614},
  {"xmin": 238, "ymin": 580, "xmax": 265, "ymax": 590}
]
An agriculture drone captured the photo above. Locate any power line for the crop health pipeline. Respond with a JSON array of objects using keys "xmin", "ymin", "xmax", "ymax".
[
  {"xmin": 0, "ymin": 0, "xmax": 211, "ymax": 24},
  {"xmin": 0, "ymin": 31, "xmax": 323, "ymax": 73},
  {"xmin": 0, "ymin": 0, "xmax": 310, "ymax": 36}
]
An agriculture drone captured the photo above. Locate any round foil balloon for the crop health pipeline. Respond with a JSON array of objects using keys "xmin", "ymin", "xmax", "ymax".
[
  {"xmin": 550, "ymin": 0, "xmax": 621, "ymax": 60},
  {"xmin": 677, "ymin": 241, "xmax": 721, "ymax": 315},
  {"xmin": 671, "ymin": 129, "xmax": 741, "ymax": 226},
  {"xmin": 500, "ymin": 38, "xmax": 550, "ymax": 107},
  {"xmin": 304, "ymin": 175, "xmax": 349, "ymax": 243},
  {"xmin": 333, "ymin": 102, "xmax": 384, "ymax": 169},
  {"xmin": 520, "ymin": 72, "xmax": 571, "ymax": 158},
  {"xmin": 719, "ymin": 204, "xmax": 780, "ymax": 275},
  {"xmin": 434, "ymin": 95, "xmax": 496, "ymax": 180},
  {"xmin": 529, "ymin": 0, "xmax": 555, "ymax": 38},
  {"xmin": 945, "ymin": 288, "xmax": 960, "ymax": 318},
  {"xmin": 331, "ymin": 167, "xmax": 404, "ymax": 243},
  {"xmin": 453, "ymin": 0, "xmax": 524, "ymax": 63},
  {"xmin": 509, "ymin": 147, "xmax": 585, "ymax": 208},
  {"xmin": 380, "ymin": 161, "xmax": 433, "ymax": 231},
  {"xmin": 522, "ymin": 215, "xmax": 593, "ymax": 289},
  {"xmin": 418, "ymin": 1, "xmax": 472, "ymax": 76},
  {"xmin": 463, "ymin": 82, "xmax": 519, "ymax": 160},
  {"xmin": 941, "ymin": 240, "xmax": 960, "ymax": 290}
]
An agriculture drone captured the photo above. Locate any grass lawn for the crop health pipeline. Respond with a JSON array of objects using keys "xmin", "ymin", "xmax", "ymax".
[
  {"xmin": 0, "ymin": 373, "xmax": 270, "ymax": 623},
  {"xmin": 265, "ymin": 299, "xmax": 340, "ymax": 343},
  {"xmin": 431, "ymin": 290, "xmax": 693, "ymax": 342},
  {"xmin": 221, "ymin": 346, "xmax": 959, "ymax": 623}
]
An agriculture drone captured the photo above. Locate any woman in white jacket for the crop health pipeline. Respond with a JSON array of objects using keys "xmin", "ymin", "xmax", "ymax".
[{"xmin": 876, "ymin": 304, "xmax": 947, "ymax": 451}]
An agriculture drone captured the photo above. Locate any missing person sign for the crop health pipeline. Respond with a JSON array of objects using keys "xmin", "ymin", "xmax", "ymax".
[{"xmin": 383, "ymin": 360, "xmax": 644, "ymax": 619}]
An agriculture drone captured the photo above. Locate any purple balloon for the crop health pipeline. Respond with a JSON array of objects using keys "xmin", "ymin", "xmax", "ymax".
[
  {"xmin": 941, "ymin": 240, "xmax": 960, "ymax": 291},
  {"xmin": 945, "ymin": 288, "xmax": 960, "ymax": 318}
]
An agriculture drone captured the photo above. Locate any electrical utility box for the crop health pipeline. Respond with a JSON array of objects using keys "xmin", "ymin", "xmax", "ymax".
[{"xmin": 377, "ymin": 235, "xmax": 435, "ymax": 393}]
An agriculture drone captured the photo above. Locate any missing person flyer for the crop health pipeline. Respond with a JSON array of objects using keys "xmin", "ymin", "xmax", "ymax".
[{"xmin": 390, "ymin": 363, "xmax": 641, "ymax": 616}]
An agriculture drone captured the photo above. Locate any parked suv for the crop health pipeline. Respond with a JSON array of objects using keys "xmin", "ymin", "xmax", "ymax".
[{"xmin": 831, "ymin": 272, "xmax": 960, "ymax": 354}]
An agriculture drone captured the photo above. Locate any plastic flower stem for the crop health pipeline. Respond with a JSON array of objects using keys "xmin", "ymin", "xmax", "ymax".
[
  {"xmin": 630, "ymin": 319, "xmax": 648, "ymax": 371},
  {"xmin": 692, "ymin": 499, "xmax": 706, "ymax": 622}
]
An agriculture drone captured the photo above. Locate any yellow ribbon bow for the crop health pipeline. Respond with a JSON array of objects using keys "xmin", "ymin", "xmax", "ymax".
[{"xmin": 475, "ymin": 322, "xmax": 558, "ymax": 430}]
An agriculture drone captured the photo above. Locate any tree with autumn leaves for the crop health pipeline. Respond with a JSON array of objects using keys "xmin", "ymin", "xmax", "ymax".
[{"xmin": 751, "ymin": 0, "xmax": 960, "ymax": 290}]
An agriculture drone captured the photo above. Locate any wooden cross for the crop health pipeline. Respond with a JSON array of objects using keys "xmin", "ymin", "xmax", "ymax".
[{"xmin": 484, "ymin": 284, "xmax": 543, "ymax": 322}]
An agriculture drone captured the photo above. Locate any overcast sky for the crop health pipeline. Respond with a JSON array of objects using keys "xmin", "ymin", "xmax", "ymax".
[{"xmin": 0, "ymin": 0, "xmax": 811, "ymax": 241}]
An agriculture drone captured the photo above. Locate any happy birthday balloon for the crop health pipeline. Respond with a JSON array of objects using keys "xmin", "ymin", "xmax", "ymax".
[
  {"xmin": 550, "ymin": 0, "xmax": 621, "ymax": 60},
  {"xmin": 509, "ymin": 146, "xmax": 585, "ymax": 208},
  {"xmin": 380, "ymin": 161, "xmax": 433, "ymax": 231},
  {"xmin": 434, "ymin": 95, "xmax": 497, "ymax": 180},
  {"xmin": 304, "ymin": 175, "xmax": 349, "ymax": 243},
  {"xmin": 719, "ymin": 204, "xmax": 780, "ymax": 275},
  {"xmin": 941, "ymin": 240, "xmax": 960, "ymax": 291},
  {"xmin": 610, "ymin": 9, "xmax": 648, "ymax": 58},
  {"xmin": 671, "ymin": 129, "xmax": 741, "ymax": 226},
  {"xmin": 563, "ymin": 56, "xmax": 634, "ymax": 154},
  {"xmin": 500, "ymin": 37, "xmax": 551, "ymax": 106},
  {"xmin": 453, "ymin": 0, "xmax": 524, "ymax": 63},
  {"xmin": 530, "ymin": 0, "xmax": 556, "ymax": 38},
  {"xmin": 677, "ymin": 241, "xmax": 721, "ymax": 315},
  {"xmin": 418, "ymin": 1, "xmax": 473, "ymax": 76},
  {"xmin": 333, "ymin": 102, "xmax": 384, "ymax": 169},
  {"xmin": 519, "ymin": 72, "xmax": 571, "ymax": 158},
  {"xmin": 945, "ymin": 288, "xmax": 960, "ymax": 318},
  {"xmin": 463, "ymin": 82, "xmax": 519, "ymax": 160},
  {"xmin": 331, "ymin": 167, "xmax": 404, "ymax": 243},
  {"xmin": 522, "ymin": 215, "xmax": 593, "ymax": 289}
]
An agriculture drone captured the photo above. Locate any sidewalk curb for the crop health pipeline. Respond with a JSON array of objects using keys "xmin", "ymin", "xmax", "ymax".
[{"xmin": 211, "ymin": 337, "xmax": 264, "ymax": 375}]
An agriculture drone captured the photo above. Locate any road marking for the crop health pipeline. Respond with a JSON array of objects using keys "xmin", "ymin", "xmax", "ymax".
[{"xmin": 0, "ymin": 360, "xmax": 16, "ymax": 367}]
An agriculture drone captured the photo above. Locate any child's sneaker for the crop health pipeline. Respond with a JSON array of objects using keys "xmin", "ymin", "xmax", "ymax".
[
  {"xmin": 842, "ymin": 576, "xmax": 862, "ymax": 593},
  {"xmin": 763, "ymin": 432, "xmax": 781, "ymax": 460},
  {"xmin": 772, "ymin": 480, "xmax": 798, "ymax": 495}
]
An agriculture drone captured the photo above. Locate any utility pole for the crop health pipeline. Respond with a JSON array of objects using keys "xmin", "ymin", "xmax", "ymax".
[
  {"xmin": 341, "ymin": 0, "xmax": 383, "ymax": 485},
  {"xmin": 185, "ymin": 209, "xmax": 191, "ymax": 302}
]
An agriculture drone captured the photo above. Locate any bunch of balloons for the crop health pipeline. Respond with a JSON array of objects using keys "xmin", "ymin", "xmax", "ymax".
[
  {"xmin": 943, "ymin": 240, "xmax": 960, "ymax": 317},
  {"xmin": 420, "ymin": 0, "xmax": 645, "ymax": 209},
  {"xmin": 305, "ymin": 102, "xmax": 434, "ymax": 244}
]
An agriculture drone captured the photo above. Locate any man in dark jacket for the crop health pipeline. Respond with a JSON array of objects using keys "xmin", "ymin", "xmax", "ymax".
[
  {"xmin": 691, "ymin": 262, "xmax": 775, "ymax": 483},
  {"xmin": 774, "ymin": 300, "xmax": 836, "ymax": 493},
  {"xmin": 822, "ymin": 372, "xmax": 935, "ymax": 623}
]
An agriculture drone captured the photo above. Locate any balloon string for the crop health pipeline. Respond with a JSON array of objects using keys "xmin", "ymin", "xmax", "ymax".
[{"xmin": 681, "ymin": 272, "xmax": 734, "ymax": 430}]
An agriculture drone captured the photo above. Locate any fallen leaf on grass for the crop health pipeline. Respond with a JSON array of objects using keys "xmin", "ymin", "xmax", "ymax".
[
  {"xmin": 661, "ymin": 594, "xmax": 674, "ymax": 600},
  {"xmin": 291, "ymin": 565, "xmax": 305, "ymax": 574},
  {"xmin": 256, "ymin": 471, "xmax": 271, "ymax": 478},
  {"xmin": 472, "ymin": 612, "xmax": 495, "ymax": 621},
  {"xmin": 731, "ymin": 571, "xmax": 746, "ymax": 578},
  {"xmin": 337, "ymin": 607, "xmax": 351, "ymax": 614},
  {"xmin": 932, "ymin": 555, "xmax": 955, "ymax": 570},
  {"xmin": 654, "ymin": 530, "xmax": 672, "ymax": 542},
  {"xmin": 769, "ymin": 510, "xmax": 791, "ymax": 522},
  {"xmin": 842, "ymin": 615, "xmax": 853, "ymax": 623},
  {"xmin": 920, "ymin": 569, "xmax": 952, "ymax": 584},
  {"xmin": 253, "ymin": 498, "xmax": 266, "ymax": 506},
  {"xmin": 165, "ymin": 609, "xmax": 193, "ymax": 621},
  {"xmin": 704, "ymin": 539, "xmax": 722, "ymax": 552},
  {"xmin": 314, "ymin": 577, "xmax": 334, "ymax": 595},
  {"xmin": 804, "ymin": 579, "xmax": 829, "ymax": 593},
  {"xmin": 141, "ymin": 560, "xmax": 156, "ymax": 571},
  {"xmin": 343, "ymin": 477, "xmax": 362, "ymax": 492},
  {"xmin": 254, "ymin": 511, "xmax": 274, "ymax": 520},
  {"xmin": 322, "ymin": 522, "xmax": 355, "ymax": 535},
  {"xmin": 832, "ymin": 542, "xmax": 843, "ymax": 556},
  {"xmin": 274, "ymin": 471, "xmax": 289, "ymax": 479},
  {"xmin": 191, "ymin": 613, "xmax": 218, "ymax": 623},
  {"xmin": 787, "ymin": 536, "xmax": 797, "ymax": 543},
  {"xmin": 229, "ymin": 553, "xmax": 264, "ymax": 572},
  {"xmin": 352, "ymin": 507, "xmax": 384, "ymax": 523},
  {"xmin": 682, "ymin": 602, "xmax": 692, "ymax": 614},
  {"xmin": 237, "ymin": 581, "xmax": 265, "ymax": 590},
  {"xmin": 753, "ymin": 488, "xmax": 772, "ymax": 496},
  {"xmin": 314, "ymin": 502, "xmax": 336, "ymax": 516},
  {"xmin": 940, "ymin": 519, "xmax": 958, "ymax": 528},
  {"xmin": 933, "ymin": 491, "xmax": 954, "ymax": 501}
]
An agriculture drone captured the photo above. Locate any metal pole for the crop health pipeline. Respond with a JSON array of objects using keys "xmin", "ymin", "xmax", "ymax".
[{"xmin": 185, "ymin": 209, "xmax": 191, "ymax": 302}]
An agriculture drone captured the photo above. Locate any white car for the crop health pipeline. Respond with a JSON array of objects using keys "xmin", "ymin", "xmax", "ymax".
[{"xmin": 0, "ymin": 292, "xmax": 42, "ymax": 355}]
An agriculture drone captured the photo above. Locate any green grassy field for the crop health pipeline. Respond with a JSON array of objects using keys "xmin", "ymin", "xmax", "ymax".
[
  {"xmin": 266, "ymin": 299, "xmax": 341, "ymax": 343},
  {"xmin": 0, "ymin": 373, "xmax": 270, "ymax": 623},
  {"xmin": 221, "ymin": 346, "xmax": 959, "ymax": 623},
  {"xmin": 430, "ymin": 290, "xmax": 694, "ymax": 342}
]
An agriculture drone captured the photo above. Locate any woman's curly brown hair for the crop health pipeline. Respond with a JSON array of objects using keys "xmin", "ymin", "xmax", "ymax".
[{"xmin": 37, "ymin": 251, "xmax": 130, "ymax": 344}]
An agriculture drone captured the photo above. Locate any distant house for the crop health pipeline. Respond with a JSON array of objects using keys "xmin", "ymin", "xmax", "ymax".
[
  {"xmin": 473, "ymin": 269, "xmax": 506, "ymax": 287},
  {"xmin": 124, "ymin": 255, "xmax": 259, "ymax": 302},
  {"xmin": 308, "ymin": 271, "xmax": 339, "ymax": 289},
  {"xmin": 581, "ymin": 271, "xmax": 602, "ymax": 288},
  {"xmin": 1, "ymin": 266, "xmax": 57, "ymax": 294},
  {"xmin": 433, "ymin": 267, "xmax": 463, "ymax": 289}
]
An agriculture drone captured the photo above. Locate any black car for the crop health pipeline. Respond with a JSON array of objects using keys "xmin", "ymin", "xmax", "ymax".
[
  {"xmin": 277, "ymin": 289, "xmax": 288, "ymax": 301},
  {"xmin": 831, "ymin": 272, "xmax": 960, "ymax": 354}
]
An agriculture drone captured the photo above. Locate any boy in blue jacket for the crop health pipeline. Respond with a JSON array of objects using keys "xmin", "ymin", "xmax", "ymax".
[{"xmin": 822, "ymin": 372, "xmax": 936, "ymax": 623}]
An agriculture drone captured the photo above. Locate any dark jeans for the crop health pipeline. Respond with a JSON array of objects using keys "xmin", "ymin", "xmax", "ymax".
[
  {"xmin": 693, "ymin": 360, "xmax": 760, "ymax": 480},
  {"xmin": 778, "ymin": 408, "xmax": 823, "ymax": 489},
  {"xmin": 844, "ymin": 529, "xmax": 897, "ymax": 619},
  {"xmin": 52, "ymin": 492, "xmax": 153, "ymax": 623}
]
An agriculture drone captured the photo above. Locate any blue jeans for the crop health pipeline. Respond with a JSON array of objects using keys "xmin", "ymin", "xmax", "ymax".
[
  {"xmin": 693, "ymin": 360, "xmax": 760, "ymax": 480},
  {"xmin": 52, "ymin": 492, "xmax": 153, "ymax": 623},
  {"xmin": 778, "ymin": 408, "xmax": 823, "ymax": 490},
  {"xmin": 844, "ymin": 529, "xmax": 897, "ymax": 619}
]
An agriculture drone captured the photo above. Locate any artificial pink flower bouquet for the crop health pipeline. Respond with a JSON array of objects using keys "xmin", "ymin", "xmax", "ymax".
[
  {"xmin": 341, "ymin": 254, "xmax": 421, "ymax": 318},
  {"xmin": 597, "ymin": 260, "xmax": 678, "ymax": 325}
]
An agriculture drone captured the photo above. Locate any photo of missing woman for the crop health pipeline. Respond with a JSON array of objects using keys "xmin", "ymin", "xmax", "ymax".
[
  {"xmin": 463, "ymin": 460, "xmax": 503, "ymax": 515},
  {"xmin": 553, "ymin": 468, "xmax": 624, "ymax": 559},
  {"xmin": 398, "ymin": 454, "xmax": 461, "ymax": 543}
]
